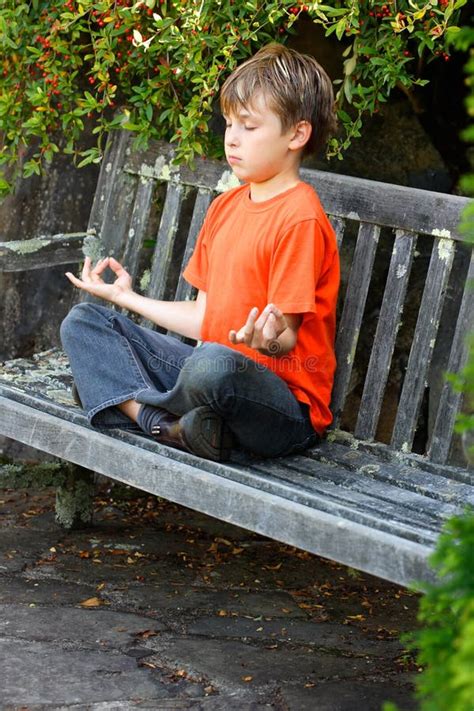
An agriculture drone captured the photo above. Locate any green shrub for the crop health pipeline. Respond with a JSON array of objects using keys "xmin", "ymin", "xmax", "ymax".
[
  {"xmin": 384, "ymin": 20, "xmax": 474, "ymax": 711},
  {"xmin": 0, "ymin": 0, "xmax": 467, "ymax": 195},
  {"xmin": 412, "ymin": 512, "xmax": 474, "ymax": 711}
]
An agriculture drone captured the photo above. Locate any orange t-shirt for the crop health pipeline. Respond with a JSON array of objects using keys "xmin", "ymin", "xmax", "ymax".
[{"xmin": 182, "ymin": 181, "xmax": 340, "ymax": 435}]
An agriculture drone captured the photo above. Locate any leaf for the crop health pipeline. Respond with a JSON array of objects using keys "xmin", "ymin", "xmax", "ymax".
[
  {"xmin": 344, "ymin": 55, "xmax": 357, "ymax": 76},
  {"xmin": 79, "ymin": 596, "xmax": 103, "ymax": 607},
  {"xmin": 241, "ymin": 675, "xmax": 253, "ymax": 682}
]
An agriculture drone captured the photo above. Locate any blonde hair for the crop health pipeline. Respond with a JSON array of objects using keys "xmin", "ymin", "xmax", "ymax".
[{"xmin": 220, "ymin": 43, "xmax": 338, "ymax": 158}]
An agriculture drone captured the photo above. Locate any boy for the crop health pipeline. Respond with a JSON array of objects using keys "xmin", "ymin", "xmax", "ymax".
[{"xmin": 60, "ymin": 43, "xmax": 340, "ymax": 462}]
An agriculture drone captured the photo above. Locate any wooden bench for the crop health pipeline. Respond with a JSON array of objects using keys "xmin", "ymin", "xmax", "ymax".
[{"xmin": 1, "ymin": 131, "xmax": 473, "ymax": 588}]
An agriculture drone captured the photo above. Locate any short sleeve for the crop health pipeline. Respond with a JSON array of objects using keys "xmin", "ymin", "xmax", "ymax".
[
  {"xmin": 268, "ymin": 219, "xmax": 324, "ymax": 315},
  {"xmin": 182, "ymin": 219, "xmax": 209, "ymax": 291}
]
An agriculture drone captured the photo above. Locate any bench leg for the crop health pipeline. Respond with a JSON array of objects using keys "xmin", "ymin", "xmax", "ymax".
[{"xmin": 55, "ymin": 464, "xmax": 94, "ymax": 529}]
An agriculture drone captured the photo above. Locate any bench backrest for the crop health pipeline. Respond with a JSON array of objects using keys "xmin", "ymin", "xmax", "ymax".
[{"xmin": 7, "ymin": 130, "xmax": 471, "ymax": 466}]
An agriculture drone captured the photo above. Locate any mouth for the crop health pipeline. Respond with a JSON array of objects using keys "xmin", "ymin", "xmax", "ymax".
[{"xmin": 227, "ymin": 155, "xmax": 241, "ymax": 164}]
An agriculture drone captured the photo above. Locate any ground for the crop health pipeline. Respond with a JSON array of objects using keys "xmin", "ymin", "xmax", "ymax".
[{"xmin": 0, "ymin": 479, "xmax": 421, "ymax": 710}]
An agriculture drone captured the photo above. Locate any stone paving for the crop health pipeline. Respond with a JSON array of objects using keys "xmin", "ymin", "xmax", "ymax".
[{"xmin": 0, "ymin": 479, "xmax": 420, "ymax": 710}]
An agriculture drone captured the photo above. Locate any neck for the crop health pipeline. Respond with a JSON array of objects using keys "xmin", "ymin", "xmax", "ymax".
[{"xmin": 250, "ymin": 166, "xmax": 301, "ymax": 203}]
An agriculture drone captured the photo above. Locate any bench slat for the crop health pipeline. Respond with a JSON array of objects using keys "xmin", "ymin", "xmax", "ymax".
[
  {"xmin": 144, "ymin": 182, "xmax": 186, "ymax": 321},
  {"xmin": 247, "ymin": 459, "xmax": 455, "ymax": 537},
  {"xmin": 0, "ymin": 233, "xmax": 90, "ymax": 271},
  {"xmin": 355, "ymin": 230, "xmax": 417, "ymax": 440},
  {"xmin": 88, "ymin": 131, "xmax": 133, "ymax": 239},
  {"xmin": 165, "ymin": 188, "xmax": 214, "ymax": 341},
  {"xmin": 174, "ymin": 188, "xmax": 213, "ymax": 303},
  {"xmin": 122, "ymin": 178, "xmax": 155, "ymax": 282},
  {"xmin": 327, "ymin": 430, "xmax": 473, "ymax": 483},
  {"xmin": 328, "ymin": 215, "xmax": 345, "ymax": 249},
  {"xmin": 391, "ymin": 237, "xmax": 456, "ymax": 452},
  {"xmin": 309, "ymin": 441, "xmax": 474, "ymax": 505},
  {"xmin": 428, "ymin": 250, "xmax": 474, "ymax": 463},
  {"xmin": 330, "ymin": 222, "xmax": 380, "ymax": 426},
  {"xmin": 81, "ymin": 132, "xmax": 137, "ymax": 305},
  {"xmin": 237, "ymin": 472, "xmax": 438, "ymax": 545}
]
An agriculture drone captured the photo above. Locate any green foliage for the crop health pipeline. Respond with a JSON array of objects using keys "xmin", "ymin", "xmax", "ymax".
[
  {"xmin": 0, "ymin": 0, "xmax": 467, "ymax": 194},
  {"xmin": 412, "ymin": 513, "xmax": 474, "ymax": 711},
  {"xmin": 0, "ymin": 0, "xmax": 466, "ymax": 193},
  {"xmin": 384, "ymin": 18, "xmax": 474, "ymax": 711}
]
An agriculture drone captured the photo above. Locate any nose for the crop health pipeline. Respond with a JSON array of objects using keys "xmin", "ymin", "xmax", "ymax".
[{"xmin": 225, "ymin": 125, "xmax": 239, "ymax": 148}]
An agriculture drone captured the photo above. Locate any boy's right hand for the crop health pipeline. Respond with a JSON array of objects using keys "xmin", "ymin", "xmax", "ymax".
[{"xmin": 65, "ymin": 256, "xmax": 133, "ymax": 305}]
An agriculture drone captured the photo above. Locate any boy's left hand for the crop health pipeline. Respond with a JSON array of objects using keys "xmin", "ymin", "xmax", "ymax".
[{"xmin": 229, "ymin": 304, "xmax": 289, "ymax": 356}]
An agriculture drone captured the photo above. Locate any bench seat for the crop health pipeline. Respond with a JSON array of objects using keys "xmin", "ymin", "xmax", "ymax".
[{"xmin": 2, "ymin": 348, "xmax": 472, "ymax": 588}]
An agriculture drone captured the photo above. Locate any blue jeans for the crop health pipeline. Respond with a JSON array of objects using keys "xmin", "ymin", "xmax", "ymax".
[{"xmin": 60, "ymin": 303, "xmax": 319, "ymax": 458}]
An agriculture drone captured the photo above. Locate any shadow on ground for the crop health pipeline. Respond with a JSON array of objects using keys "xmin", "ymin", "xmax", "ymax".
[{"xmin": 0, "ymin": 480, "xmax": 420, "ymax": 710}]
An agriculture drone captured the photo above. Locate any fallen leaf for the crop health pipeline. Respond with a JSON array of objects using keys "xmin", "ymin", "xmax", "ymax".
[
  {"xmin": 141, "ymin": 661, "xmax": 157, "ymax": 669},
  {"xmin": 79, "ymin": 596, "xmax": 102, "ymax": 607},
  {"xmin": 217, "ymin": 609, "xmax": 228, "ymax": 617},
  {"xmin": 135, "ymin": 629, "xmax": 160, "ymax": 639},
  {"xmin": 241, "ymin": 675, "xmax": 253, "ymax": 682}
]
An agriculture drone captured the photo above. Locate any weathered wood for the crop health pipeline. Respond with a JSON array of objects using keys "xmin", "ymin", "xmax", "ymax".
[
  {"xmin": 355, "ymin": 230, "xmax": 417, "ymax": 440},
  {"xmin": 87, "ymin": 130, "xmax": 133, "ymax": 239},
  {"xmin": 121, "ymin": 177, "xmax": 155, "ymax": 282},
  {"xmin": 391, "ymin": 237, "xmax": 455, "ymax": 452},
  {"xmin": 143, "ymin": 182, "xmax": 186, "ymax": 322},
  {"xmin": 309, "ymin": 440, "xmax": 473, "ymax": 506},
  {"xmin": 126, "ymin": 140, "xmax": 470, "ymax": 239},
  {"xmin": 0, "ymin": 391, "xmax": 437, "ymax": 586},
  {"xmin": 428, "ymin": 250, "xmax": 474, "ymax": 463},
  {"xmin": 174, "ymin": 188, "xmax": 213, "ymax": 303},
  {"xmin": 80, "ymin": 131, "xmax": 138, "ymax": 305},
  {"xmin": 0, "ymin": 232, "xmax": 92, "ymax": 272},
  {"xmin": 327, "ymin": 430, "xmax": 473, "ymax": 484},
  {"xmin": 328, "ymin": 215, "xmax": 345, "ymax": 249},
  {"xmin": 330, "ymin": 222, "xmax": 380, "ymax": 426}
]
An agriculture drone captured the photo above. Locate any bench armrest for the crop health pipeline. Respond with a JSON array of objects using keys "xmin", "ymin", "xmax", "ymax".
[{"xmin": 0, "ymin": 230, "xmax": 98, "ymax": 272}]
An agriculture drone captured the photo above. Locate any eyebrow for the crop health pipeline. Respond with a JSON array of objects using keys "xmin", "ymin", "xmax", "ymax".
[{"xmin": 223, "ymin": 108, "xmax": 259, "ymax": 121}]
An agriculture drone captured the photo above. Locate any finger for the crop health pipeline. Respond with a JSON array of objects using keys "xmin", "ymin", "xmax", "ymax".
[
  {"xmin": 81, "ymin": 256, "xmax": 92, "ymax": 281},
  {"xmin": 243, "ymin": 307, "xmax": 258, "ymax": 339},
  {"xmin": 91, "ymin": 256, "xmax": 109, "ymax": 273},
  {"xmin": 230, "ymin": 326, "xmax": 248, "ymax": 345},
  {"xmin": 108, "ymin": 257, "xmax": 128, "ymax": 275},
  {"xmin": 255, "ymin": 304, "xmax": 274, "ymax": 330},
  {"xmin": 90, "ymin": 257, "xmax": 109, "ymax": 282},
  {"xmin": 262, "ymin": 312, "xmax": 278, "ymax": 340},
  {"xmin": 228, "ymin": 329, "xmax": 237, "ymax": 344},
  {"xmin": 65, "ymin": 272, "xmax": 87, "ymax": 290}
]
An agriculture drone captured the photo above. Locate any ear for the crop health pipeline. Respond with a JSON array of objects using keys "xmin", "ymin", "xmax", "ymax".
[{"xmin": 288, "ymin": 120, "xmax": 312, "ymax": 152}]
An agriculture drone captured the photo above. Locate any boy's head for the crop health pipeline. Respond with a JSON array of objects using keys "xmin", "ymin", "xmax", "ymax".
[{"xmin": 220, "ymin": 43, "xmax": 337, "ymax": 159}]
